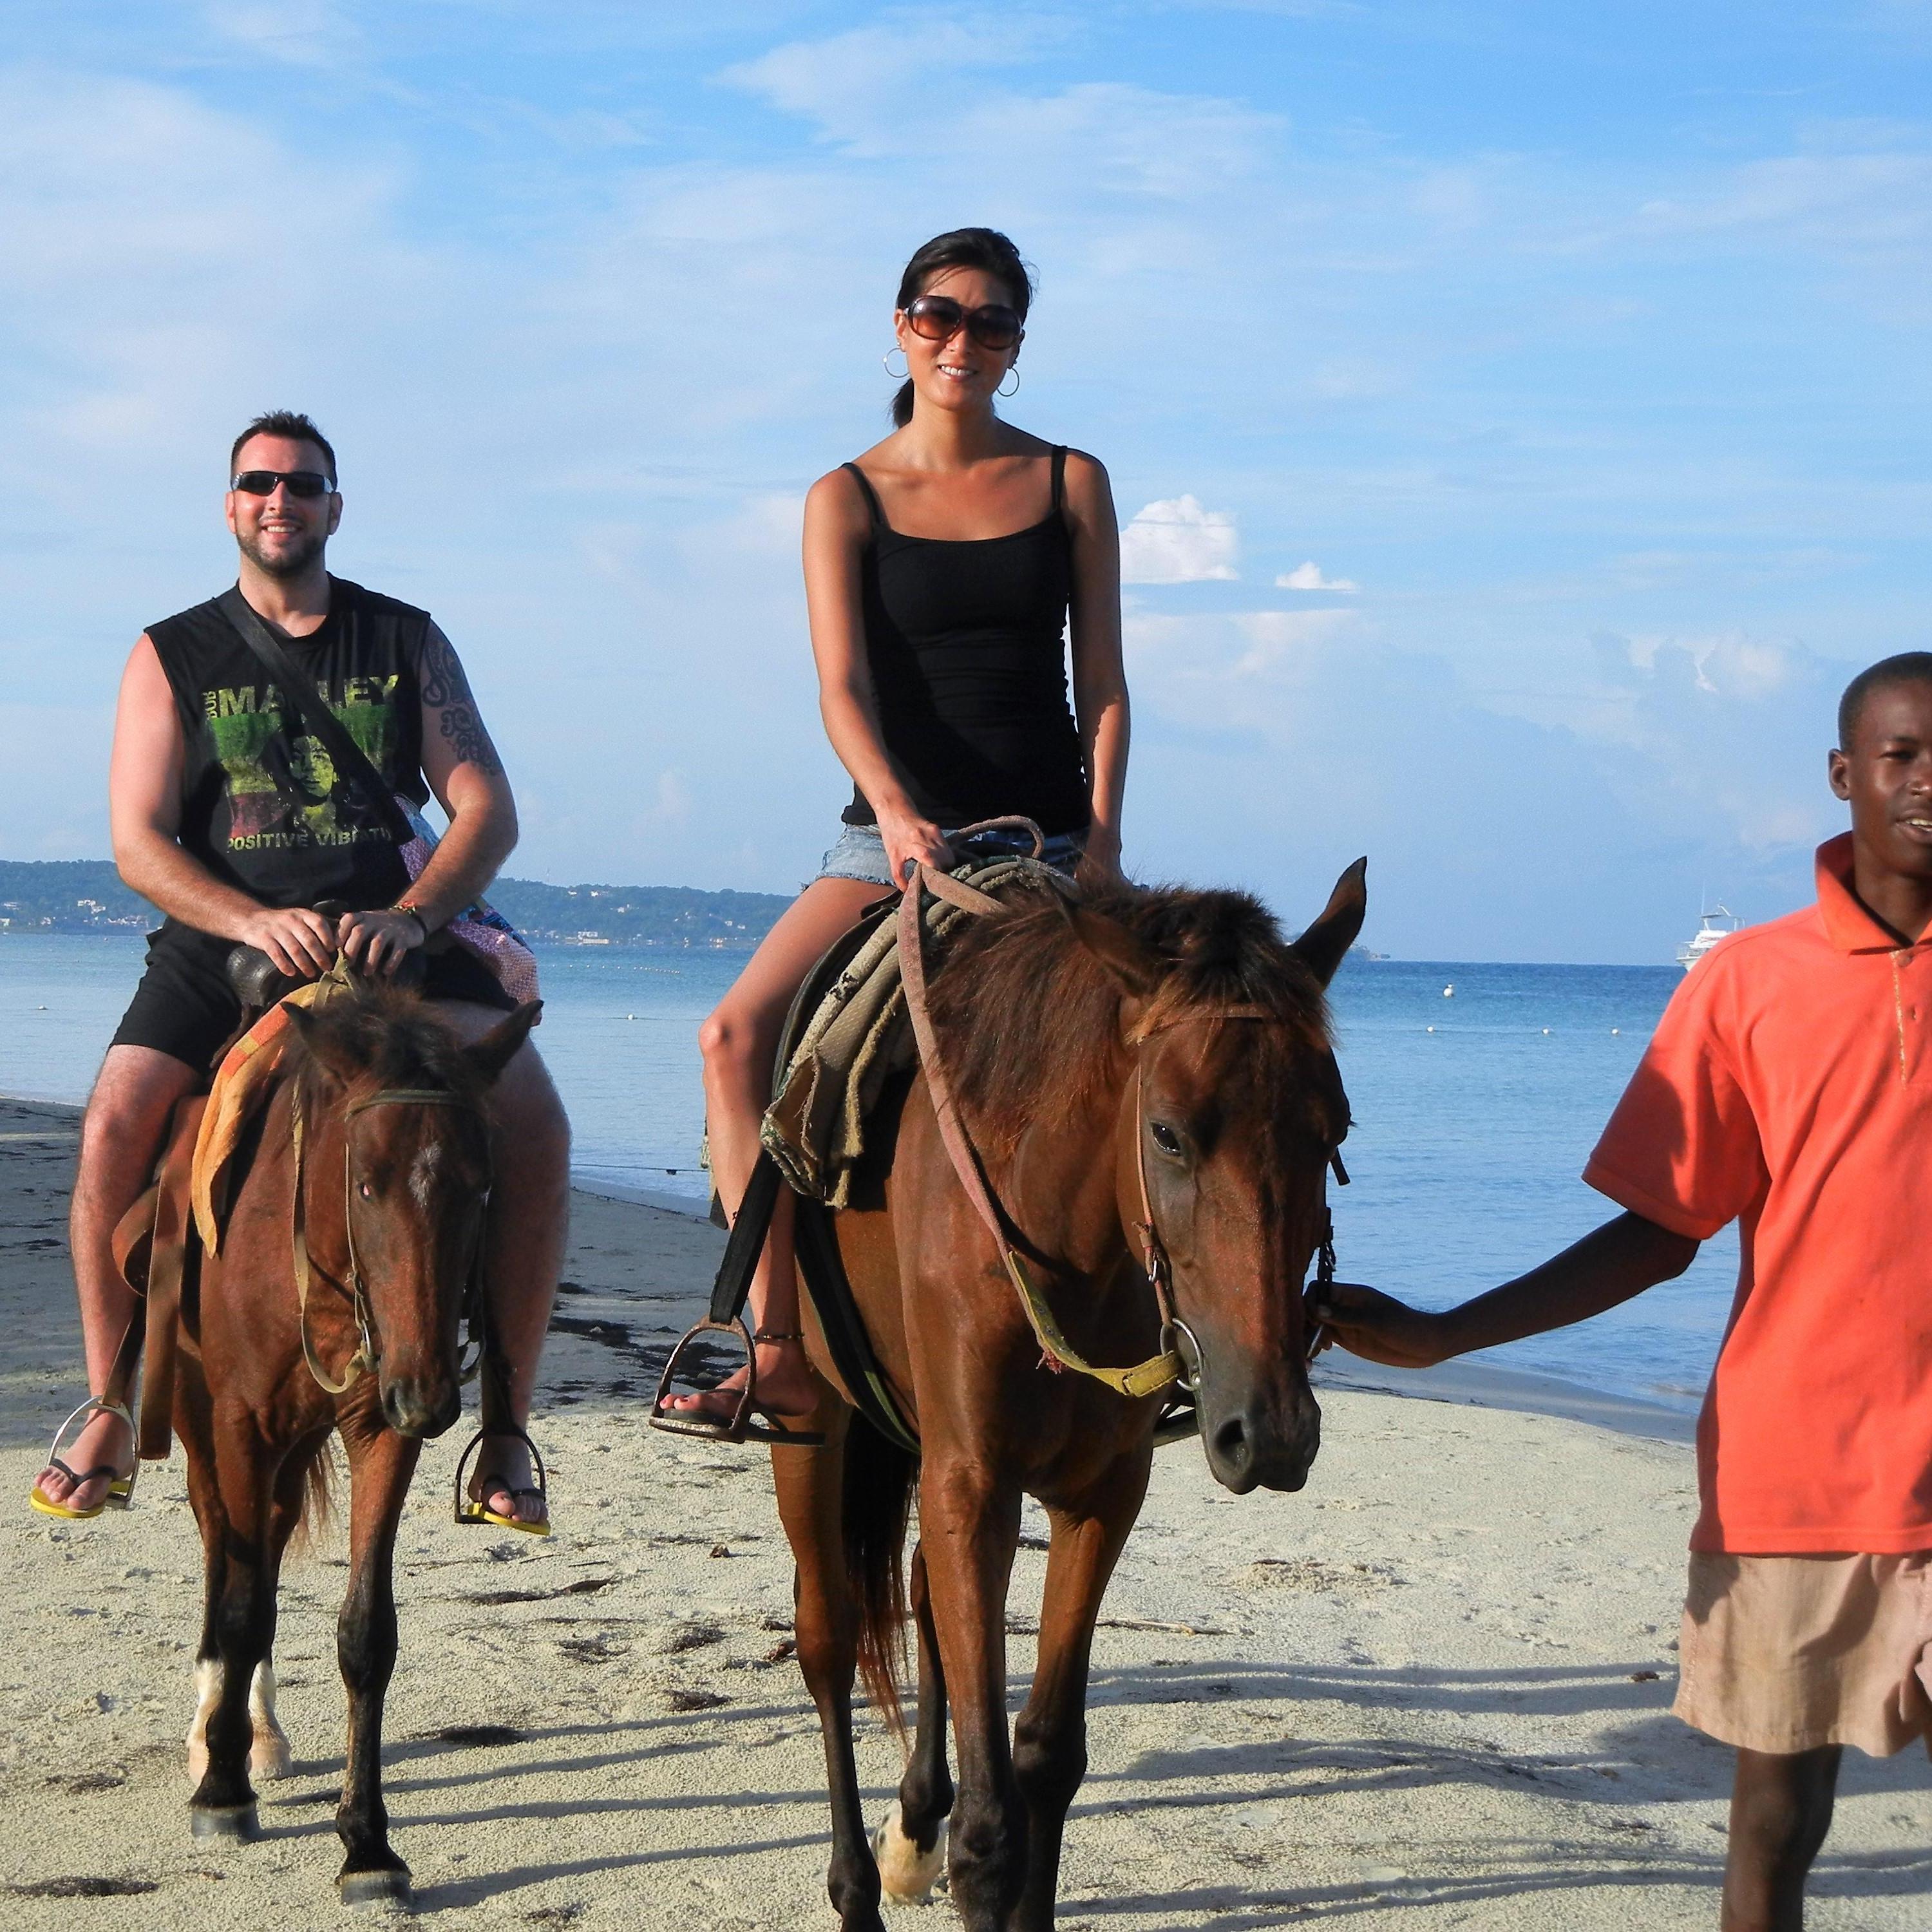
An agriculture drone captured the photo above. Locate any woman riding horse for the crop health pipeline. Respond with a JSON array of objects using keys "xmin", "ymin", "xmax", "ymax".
[{"xmin": 668, "ymin": 225, "xmax": 1129, "ymax": 1434}]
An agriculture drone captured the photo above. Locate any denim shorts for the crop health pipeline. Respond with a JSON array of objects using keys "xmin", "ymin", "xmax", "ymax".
[{"xmin": 814, "ymin": 822, "xmax": 1085, "ymax": 889}]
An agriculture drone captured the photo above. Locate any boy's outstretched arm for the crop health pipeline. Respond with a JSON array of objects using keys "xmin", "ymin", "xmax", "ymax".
[{"xmin": 1310, "ymin": 1210, "xmax": 1700, "ymax": 1368}]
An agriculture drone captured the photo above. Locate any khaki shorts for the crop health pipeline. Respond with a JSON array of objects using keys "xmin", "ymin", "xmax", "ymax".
[{"xmin": 1675, "ymin": 1552, "xmax": 1932, "ymax": 1757}]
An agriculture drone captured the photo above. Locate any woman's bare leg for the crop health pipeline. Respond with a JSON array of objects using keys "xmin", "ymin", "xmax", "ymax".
[{"xmin": 673, "ymin": 876, "xmax": 887, "ymax": 1419}]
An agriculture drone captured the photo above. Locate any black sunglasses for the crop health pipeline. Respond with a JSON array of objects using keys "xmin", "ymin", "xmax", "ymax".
[
  {"xmin": 231, "ymin": 469, "xmax": 336, "ymax": 498},
  {"xmin": 902, "ymin": 294, "xmax": 1023, "ymax": 352}
]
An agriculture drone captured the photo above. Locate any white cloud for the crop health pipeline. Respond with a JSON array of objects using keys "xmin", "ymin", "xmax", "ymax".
[
  {"xmin": 1120, "ymin": 496, "xmax": 1238, "ymax": 584},
  {"xmin": 201, "ymin": 0, "xmax": 363, "ymax": 68},
  {"xmin": 1277, "ymin": 561, "xmax": 1359, "ymax": 592}
]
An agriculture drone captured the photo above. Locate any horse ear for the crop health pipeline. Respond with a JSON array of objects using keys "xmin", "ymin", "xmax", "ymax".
[
  {"xmin": 1060, "ymin": 900, "xmax": 1166, "ymax": 998},
  {"xmin": 1291, "ymin": 858, "xmax": 1368, "ymax": 990},
  {"xmin": 283, "ymin": 1002, "xmax": 358, "ymax": 1083},
  {"xmin": 464, "ymin": 1001, "xmax": 543, "ymax": 1084}
]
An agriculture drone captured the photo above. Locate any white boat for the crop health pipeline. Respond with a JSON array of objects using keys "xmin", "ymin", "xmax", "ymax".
[{"xmin": 1677, "ymin": 904, "xmax": 1739, "ymax": 971}]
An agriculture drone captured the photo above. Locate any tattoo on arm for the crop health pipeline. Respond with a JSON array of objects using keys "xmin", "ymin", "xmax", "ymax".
[{"xmin": 419, "ymin": 625, "xmax": 504, "ymax": 776}]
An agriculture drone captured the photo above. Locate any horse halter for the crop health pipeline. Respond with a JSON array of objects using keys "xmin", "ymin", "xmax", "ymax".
[
  {"xmin": 1126, "ymin": 1010, "xmax": 1350, "ymax": 1394},
  {"xmin": 290, "ymin": 1087, "xmax": 491, "ymax": 1397}
]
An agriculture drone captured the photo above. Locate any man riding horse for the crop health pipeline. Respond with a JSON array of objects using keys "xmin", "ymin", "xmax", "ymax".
[{"xmin": 30, "ymin": 409, "xmax": 568, "ymax": 1533}]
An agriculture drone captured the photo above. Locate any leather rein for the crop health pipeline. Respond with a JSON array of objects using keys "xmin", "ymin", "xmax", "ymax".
[
  {"xmin": 289, "ymin": 1086, "xmax": 491, "ymax": 1396},
  {"xmin": 897, "ymin": 820, "xmax": 1348, "ymax": 1405}
]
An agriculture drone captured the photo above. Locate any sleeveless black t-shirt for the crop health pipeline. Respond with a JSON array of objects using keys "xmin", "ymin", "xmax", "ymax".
[
  {"xmin": 144, "ymin": 576, "xmax": 431, "ymax": 929},
  {"xmin": 840, "ymin": 446, "xmax": 1090, "ymax": 837}
]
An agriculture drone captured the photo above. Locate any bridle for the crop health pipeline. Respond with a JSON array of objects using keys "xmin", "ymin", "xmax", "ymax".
[
  {"xmin": 1125, "ymin": 1017, "xmax": 1350, "ymax": 1395},
  {"xmin": 897, "ymin": 819, "xmax": 1350, "ymax": 1405},
  {"xmin": 290, "ymin": 1086, "xmax": 492, "ymax": 1396}
]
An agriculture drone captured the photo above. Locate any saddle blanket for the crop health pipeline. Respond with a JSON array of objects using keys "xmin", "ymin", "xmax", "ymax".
[{"xmin": 761, "ymin": 856, "xmax": 1073, "ymax": 1209}]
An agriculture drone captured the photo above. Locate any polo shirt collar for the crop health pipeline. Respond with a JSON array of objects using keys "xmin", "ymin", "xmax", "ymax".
[{"xmin": 1815, "ymin": 832, "xmax": 1932, "ymax": 951}]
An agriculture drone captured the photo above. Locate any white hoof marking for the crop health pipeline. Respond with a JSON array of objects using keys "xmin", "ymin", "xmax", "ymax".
[
  {"xmin": 873, "ymin": 1799, "xmax": 947, "ymax": 1904},
  {"xmin": 186, "ymin": 1658, "xmax": 218, "ymax": 1785},
  {"xmin": 249, "ymin": 1661, "xmax": 293, "ymax": 1780},
  {"xmin": 186, "ymin": 1656, "xmax": 294, "ymax": 1783}
]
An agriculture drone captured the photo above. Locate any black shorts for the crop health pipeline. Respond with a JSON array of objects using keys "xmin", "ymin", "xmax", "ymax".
[{"xmin": 111, "ymin": 924, "xmax": 517, "ymax": 1074}]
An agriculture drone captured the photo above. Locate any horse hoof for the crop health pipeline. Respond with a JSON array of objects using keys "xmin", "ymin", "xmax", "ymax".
[
  {"xmin": 191, "ymin": 1802, "xmax": 260, "ymax": 1842},
  {"xmin": 873, "ymin": 1800, "xmax": 947, "ymax": 1904},
  {"xmin": 339, "ymin": 1866, "xmax": 413, "ymax": 1908},
  {"xmin": 250, "ymin": 1731, "xmax": 294, "ymax": 1781}
]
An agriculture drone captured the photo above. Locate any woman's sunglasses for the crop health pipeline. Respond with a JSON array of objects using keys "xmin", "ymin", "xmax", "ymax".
[
  {"xmin": 902, "ymin": 295, "xmax": 1023, "ymax": 352},
  {"xmin": 230, "ymin": 469, "xmax": 336, "ymax": 498}
]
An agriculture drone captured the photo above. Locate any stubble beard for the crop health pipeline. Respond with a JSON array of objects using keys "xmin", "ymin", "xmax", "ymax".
[{"xmin": 237, "ymin": 526, "xmax": 327, "ymax": 582}]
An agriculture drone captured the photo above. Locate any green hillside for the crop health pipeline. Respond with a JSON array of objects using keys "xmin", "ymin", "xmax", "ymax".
[{"xmin": 0, "ymin": 860, "xmax": 790, "ymax": 949}]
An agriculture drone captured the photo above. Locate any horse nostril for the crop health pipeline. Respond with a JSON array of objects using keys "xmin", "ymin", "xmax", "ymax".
[{"xmin": 1211, "ymin": 1414, "xmax": 1251, "ymax": 1473}]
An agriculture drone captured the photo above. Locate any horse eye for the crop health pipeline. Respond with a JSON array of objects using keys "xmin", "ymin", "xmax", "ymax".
[
  {"xmin": 358, "ymin": 1181, "xmax": 374, "ymax": 1200},
  {"xmin": 1150, "ymin": 1121, "xmax": 1184, "ymax": 1158}
]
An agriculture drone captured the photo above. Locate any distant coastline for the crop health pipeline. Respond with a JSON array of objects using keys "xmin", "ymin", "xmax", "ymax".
[{"xmin": 0, "ymin": 858, "xmax": 791, "ymax": 951}]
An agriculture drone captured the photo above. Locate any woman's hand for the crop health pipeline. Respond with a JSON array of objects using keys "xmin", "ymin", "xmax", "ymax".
[
  {"xmin": 1306, "ymin": 1282, "xmax": 1456, "ymax": 1369},
  {"xmin": 876, "ymin": 806, "xmax": 954, "ymax": 887},
  {"xmin": 1079, "ymin": 824, "xmax": 1125, "ymax": 889}
]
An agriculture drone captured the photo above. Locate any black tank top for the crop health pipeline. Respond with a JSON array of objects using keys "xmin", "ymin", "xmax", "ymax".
[
  {"xmin": 144, "ymin": 576, "xmax": 431, "ymax": 929},
  {"xmin": 839, "ymin": 446, "xmax": 1090, "ymax": 837}
]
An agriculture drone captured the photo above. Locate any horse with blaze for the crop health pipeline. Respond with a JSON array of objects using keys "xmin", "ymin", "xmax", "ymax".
[
  {"xmin": 773, "ymin": 859, "xmax": 1365, "ymax": 1931},
  {"xmin": 175, "ymin": 983, "xmax": 538, "ymax": 1903}
]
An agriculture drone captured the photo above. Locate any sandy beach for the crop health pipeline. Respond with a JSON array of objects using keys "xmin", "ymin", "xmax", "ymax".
[{"xmin": 2, "ymin": 1092, "xmax": 1927, "ymax": 1929}]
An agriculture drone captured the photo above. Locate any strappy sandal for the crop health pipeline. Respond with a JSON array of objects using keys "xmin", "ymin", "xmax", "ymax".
[
  {"xmin": 650, "ymin": 1325, "xmax": 826, "ymax": 1448},
  {"xmin": 29, "ymin": 1397, "xmax": 138, "ymax": 1520},
  {"xmin": 452, "ymin": 1424, "xmax": 552, "ymax": 1537}
]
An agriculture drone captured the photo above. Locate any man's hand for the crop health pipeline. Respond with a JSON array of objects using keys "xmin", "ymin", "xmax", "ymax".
[
  {"xmin": 1306, "ymin": 1282, "xmax": 1455, "ymax": 1368},
  {"xmin": 239, "ymin": 905, "xmax": 339, "ymax": 980},
  {"xmin": 337, "ymin": 907, "xmax": 427, "ymax": 978}
]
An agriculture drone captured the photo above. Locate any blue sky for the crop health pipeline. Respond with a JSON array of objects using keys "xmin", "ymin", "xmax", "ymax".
[{"xmin": 1, "ymin": 1, "xmax": 1928, "ymax": 960}]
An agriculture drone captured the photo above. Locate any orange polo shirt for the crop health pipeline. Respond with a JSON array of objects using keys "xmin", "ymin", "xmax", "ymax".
[{"xmin": 1584, "ymin": 835, "xmax": 1932, "ymax": 1554}]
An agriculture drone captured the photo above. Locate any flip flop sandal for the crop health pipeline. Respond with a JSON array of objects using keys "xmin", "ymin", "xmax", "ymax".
[
  {"xmin": 452, "ymin": 1425, "xmax": 552, "ymax": 1537},
  {"xmin": 29, "ymin": 1397, "xmax": 138, "ymax": 1520},
  {"xmin": 649, "ymin": 1321, "xmax": 827, "ymax": 1448}
]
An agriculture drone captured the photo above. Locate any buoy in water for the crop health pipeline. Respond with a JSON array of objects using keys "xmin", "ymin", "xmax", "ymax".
[
  {"xmin": 1611, "ymin": 1027, "xmax": 1620, "ymax": 1036},
  {"xmin": 1426, "ymin": 1025, "xmax": 1435, "ymax": 1033},
  {"xmin": 1442, "ymin": 985, "xmax": 1454, "ymax": 998},
  {"xmin": 1542, "ymin": 1028, "xmax": 1551, "ymax": 1036}
]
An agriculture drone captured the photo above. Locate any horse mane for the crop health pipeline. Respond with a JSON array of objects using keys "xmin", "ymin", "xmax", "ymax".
[
  {"xmin": 926, "ymin": 876, "xmax": 1341, "ymax": 1160},
  {"xmin": 287, "ymin": 981, "xmax": 489, "ymax": 1116}
]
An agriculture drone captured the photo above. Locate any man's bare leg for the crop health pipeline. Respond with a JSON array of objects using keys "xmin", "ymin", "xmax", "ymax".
[
  {"xmin": 35, "ymin": 1045, "xmax": 200, "ymax": 1513},
  {"xmin": 428, "ymin": 1001, "xmax": 570, "ymax": 1524},
  {"xmin": 1723, "ymin": 1744, "xmax": 1841, "ymax": 1932},
  {"xmin": 670, "ymin": 876, "xmax": 889, "ymax": 1422}
]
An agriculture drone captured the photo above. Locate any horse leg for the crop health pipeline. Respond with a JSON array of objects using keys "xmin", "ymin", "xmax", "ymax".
[
  {"xmin": 1008, "ymin": 1457, "xmax": 1150, "ymax": 1932},
  {"xmin": 182, "ymin": 1391, "xmax": 227, "ymax": 1789},
  {"xmin": 772, "ymin": 1419, "xmax": 887, "ymax": 1932},
  {"xmin": 334, "ymin": 1423, "xmax": 421, "ymax": 1905},
  {"xmin": 875, "ymin": 1539, "xmax": 952, "ymax": 1903},
  {"xmin": 920, "ymin": 1463, "xmax": 1026, "ymax": 1931},
  {"xmin": 186, "ymin": 1410, "xmax": 283, "ymax": 1842},
  {"xmin": 244, "ymin": 1438, "xmax": 325, "ymax": 1781}
]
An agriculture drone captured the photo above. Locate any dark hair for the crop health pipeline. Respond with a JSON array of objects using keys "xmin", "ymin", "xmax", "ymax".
[
  {"xmin": 1837, "ymin": 652, "xmax": 1932, "ymax": 750},
  {"xmin": 230, "ymin": 410, "xmax": 337, "ymax": 484},
  {"xmin": 890, "ymin": 227, "xmax": 1034, "ymax": 427}
]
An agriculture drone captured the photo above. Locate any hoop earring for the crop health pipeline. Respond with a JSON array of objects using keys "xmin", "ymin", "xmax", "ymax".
[
  {"xmin": 997, "ymin": 365, "xmax": 1021, "ymax": 399},
  {"xmin": 883, "ymin": 346, "xmax": 909, "ymax": 379}
]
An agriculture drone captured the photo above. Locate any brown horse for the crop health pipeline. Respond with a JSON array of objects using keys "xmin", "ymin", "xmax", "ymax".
[
  {"xmin": 772, "ymin": 860, "xmax": 1365, "ymax": 1931},
  {"xmin": 173, "ymin": 981, "xmax": 538, "ymax": 1903}
]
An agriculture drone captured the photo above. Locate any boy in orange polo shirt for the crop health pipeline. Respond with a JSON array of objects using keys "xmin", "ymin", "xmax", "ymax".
[{"xmin": 1313, "ymin": 652, "xmax": 1932, "ymax": 1931}]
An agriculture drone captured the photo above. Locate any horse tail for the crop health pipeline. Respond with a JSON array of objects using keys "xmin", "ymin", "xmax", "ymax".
[
  {"xmin": 286, "ymin": 1435, "xmax": 340, "ymax": 1557},
  {"xmin": 841, "ymin": 1414, "xmax": 919, "ymax": 1735}
]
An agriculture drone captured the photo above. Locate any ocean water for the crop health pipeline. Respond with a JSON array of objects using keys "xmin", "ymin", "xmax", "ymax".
[{"xmin": 0, "ymin": 934, "xmax": 1734, "ymax": 1414}]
